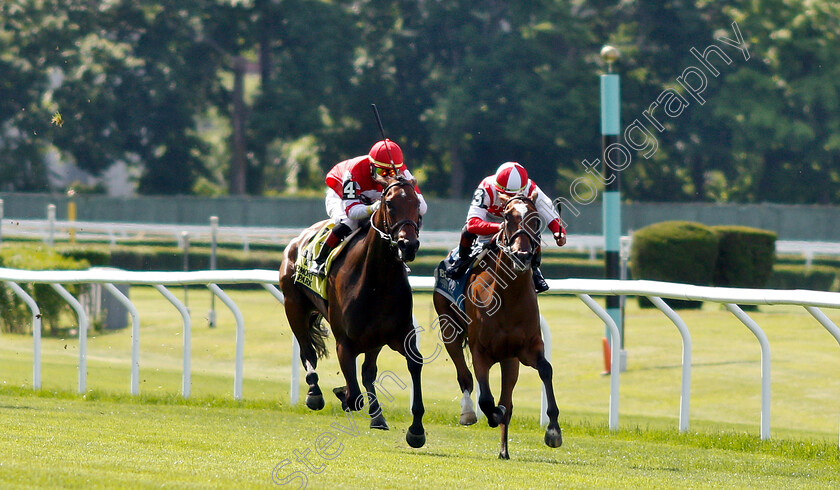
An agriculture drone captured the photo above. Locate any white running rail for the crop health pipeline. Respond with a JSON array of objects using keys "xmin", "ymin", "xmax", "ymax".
[{"xmin": 1, "ymin": 268, "xmax": 839, "ymax": 447}]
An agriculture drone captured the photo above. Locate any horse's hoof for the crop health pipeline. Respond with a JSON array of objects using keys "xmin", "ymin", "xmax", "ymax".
[
  {"xmin": 405, "ymin": 428, "xmax": 426, "ymax": 448},
  {"xmin": 370, "ymin": 414, "xmax": 389, "ymax": 430},
  {"xmin": 459, "ymin": 410, "xmax": 477, "ymax": 426},
  {"xmin": 498, "ymin": 451, "xmax": 510, "ymax": 460},
  {"xmin": 544, "ymin": 427, "xmax": 563, "ymax": 448},
  {"xmin": 487, "ymin": 405, "xmax": 506, "ymax": 428},
  {"xmin": 305, "ymin": 394, "xmax": 325, "ymax": 411},
  {"xmin": 332, "ymin": 386, "xmax": 347, "ymax": 402}
]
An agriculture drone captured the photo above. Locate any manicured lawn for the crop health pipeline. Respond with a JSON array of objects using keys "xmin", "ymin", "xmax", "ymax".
[{"xmin": 2, "ymin": 289, "xmax": 839, "ymax": 487}]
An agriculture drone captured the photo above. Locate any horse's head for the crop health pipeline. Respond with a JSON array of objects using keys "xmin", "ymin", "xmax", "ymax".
[
  {"xmin": 371, "ymin": 173, "xmax": 421, "ymax": 262},
  {"xmin": 498, "ymin": 190, "xmax": 542, "ymax": 272}
]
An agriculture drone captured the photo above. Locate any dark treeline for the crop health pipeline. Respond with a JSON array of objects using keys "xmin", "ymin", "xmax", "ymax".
[{"xmin": 1, "ymin": 1, "xmax": 838, "ymax": 203}]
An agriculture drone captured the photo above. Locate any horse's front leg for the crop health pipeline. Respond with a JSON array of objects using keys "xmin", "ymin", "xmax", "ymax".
[
  {"xmin": 334, "ymin": 342, "xmax": 364, "ymax": 412},
  {"xmin": 497, "ymin": 357, "xmax": 519, "ymax": 460},
  {"xmin": 473, "ymin": 351, "xmax": 506, "ymax": 428},
  {"xmin": 361, "ymin": 348, "xmax": 388, "ymax": 430},
  {"xmin": 404, "ymin": 352, "xmax": 426, "ymax": 448},
  {"xmin": 535, "ymin": 353, "xmax": 562, "ymax": 448},
  {"xmin": 397, "ymin": 331, "xmax": 426, "ymax": 448}
]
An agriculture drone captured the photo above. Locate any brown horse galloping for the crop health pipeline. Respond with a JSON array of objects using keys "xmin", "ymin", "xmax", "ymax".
[
  {"xmin": 279, "ymin": 174, "xmax": 426, "ymax": 448},
  {"xmin": 433, "ymin": 192, "xmax": 562, "ymax": 459}
]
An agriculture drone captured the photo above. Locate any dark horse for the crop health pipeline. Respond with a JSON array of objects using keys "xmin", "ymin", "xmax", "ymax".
[
  {"xmin": 279, "ymin": 174, "xmax": 426, "ymax": 448},
  {"xmin": 433, "ymin": 191, "xmax": 562, "ymax": 459}
]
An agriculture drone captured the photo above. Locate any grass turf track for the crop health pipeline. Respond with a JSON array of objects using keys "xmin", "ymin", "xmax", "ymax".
[{"xmin": 1, "ymin": 288, "xmax": 839, "ymax": 488}]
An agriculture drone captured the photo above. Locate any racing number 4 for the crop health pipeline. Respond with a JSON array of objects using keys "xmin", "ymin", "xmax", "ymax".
[{"xmin": 343, "ymin": 180, "xmax": 357, "ymax": 199}]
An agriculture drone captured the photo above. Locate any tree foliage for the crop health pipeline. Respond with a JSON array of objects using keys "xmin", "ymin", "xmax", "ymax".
[{"xmin": 0, "ymin": 0, "xmax": 837, "ymax": 203}]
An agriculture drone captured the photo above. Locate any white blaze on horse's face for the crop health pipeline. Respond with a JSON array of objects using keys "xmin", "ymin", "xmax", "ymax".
[{"xmin": 503, "ymin": 199, "xmax": 538, "ymax": 272}]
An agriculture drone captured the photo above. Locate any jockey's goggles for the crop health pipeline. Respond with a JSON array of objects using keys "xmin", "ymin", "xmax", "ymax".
[{"xmin": 374, "ymin": 166, "xmax": 397, "ymax": 177}]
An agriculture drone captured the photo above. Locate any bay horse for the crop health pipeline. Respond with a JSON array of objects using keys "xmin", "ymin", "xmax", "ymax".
[
  {"xmin": 432, "ymin": 191, "xmax": 562, "ymax": 459},
  {"xmin": 279, "ymin": 174, "xmax": 426, "ymax": 448}
]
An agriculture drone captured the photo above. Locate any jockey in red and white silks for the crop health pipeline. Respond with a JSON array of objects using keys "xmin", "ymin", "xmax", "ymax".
[
  {"xmin": 445, "ymin": 161, "xmax": 566, "ymax": 293},
  {"xmin": 311, "ymin": 139, "xmax": 427, "ymax": 276}
]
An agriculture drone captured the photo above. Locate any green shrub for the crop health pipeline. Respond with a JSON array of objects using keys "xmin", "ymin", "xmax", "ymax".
[
  {"xmin": 712, "ymin": 226, "xmax": 777, "ymax": 288},
  {"xmin": 56, "ymin": 245, "xmax": 112, "ymax": 267},
  {"xmin": 0, "ymin": 245, "xmax": 90, "ymax": 335},
  {"xmin": 766, "ymin": 264, "xmax": 838, "ymax": 291},
  {"xmin": 630, "ymin": 221, "xmax": 719, "ymax": 309}
]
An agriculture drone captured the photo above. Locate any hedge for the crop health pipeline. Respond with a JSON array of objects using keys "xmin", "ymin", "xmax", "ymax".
[
  {"xmin": 766, "ymin": 264, "xmax": 838, "ymax": 291},
  {"xmin": 0, "ymin": 244, "xmax": 90, "ymax": 335},
  {"xmin": 630, "ymin": 221, "xmax": 719, "ymax": 309},
  {"xmin": 712, "ymin": 225, "xmax": 777, "ymax": 288}
]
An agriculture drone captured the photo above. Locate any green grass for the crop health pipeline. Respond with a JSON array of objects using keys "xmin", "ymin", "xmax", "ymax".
[{"xmin": 2, "ymin": 289, "xmax": 840, "ymax": 488}]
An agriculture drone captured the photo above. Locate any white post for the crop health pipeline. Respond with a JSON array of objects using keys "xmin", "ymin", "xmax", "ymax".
[
  {"xmin": 726, "ymin": 303, "xmax": 771, "ymax": 441},
  {"xmin": 650, "ymin": 296, "xmax": 692, "ymax": 433},
  {"xmin": 6, "ymin": 282, "xmax": 41, "ymax": 389},
  {"xmin": 578, "ymin": 293, "xmax": 621, "ymax": 431},
  {"xmin": 209, "ymin": 216, "xmax": 218, "ymax": 328},
  {"xmin": 103, "ymin": 283, "xmax": 140, "ymax": 395},
  {"xmin": 155, "ymin": 285, "xmax": 191, "ymax": 398},
  {"xmin": 50, "ymin": 284, "xmax": 88, "ymax": 394},
  {"xmin": 47, "ymin": 204, "xmax": 56, "ymax": 247},
  {"xmin": 208, "ymin": 284, "xmax": 245, "ymax": 400}
]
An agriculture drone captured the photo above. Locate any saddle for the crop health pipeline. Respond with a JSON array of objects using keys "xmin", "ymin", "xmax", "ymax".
[
  {"xmin": 433, "ymin": 243, "xmax": 490, "ymax": 312},
  {"xmin": 293, "ymin": 222, "xmax": 363, "ymax": 300}
]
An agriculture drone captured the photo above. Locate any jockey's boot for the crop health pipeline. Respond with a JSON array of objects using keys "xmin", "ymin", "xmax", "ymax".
[
  {"xmin": 445, "ymin": 229, "xmax": 477, "ymax": 279},
  {"xmin": 310, "ymin": 223, "xmax": 352, "ymax": 277},
  {"xmin": 532, "ymin": 266, "xmax": 549, "ymax": 294},
  {"xmin": 532, "ymin": 249, "xmax": 549, "ymax": 293}
]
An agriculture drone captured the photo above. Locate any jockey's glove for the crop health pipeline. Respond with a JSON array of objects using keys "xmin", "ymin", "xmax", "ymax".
[
  {"xmin": 367, "ymin": 200, "xmax": 381, "ymax": 215},
  {"xmin": 554, "ymin": 228, "xmax": 567, "ymax": 247}
]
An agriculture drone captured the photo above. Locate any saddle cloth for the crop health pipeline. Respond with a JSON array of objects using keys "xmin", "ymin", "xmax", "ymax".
[
  {"xmin": 293, "ymin": 222, "xmax": 359, "ymax": 300},
  {"xmin": 433, "ymin": 244, "xmax": 488, "ymax": 313}
]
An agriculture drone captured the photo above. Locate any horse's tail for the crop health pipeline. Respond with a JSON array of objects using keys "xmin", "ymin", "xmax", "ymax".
[{"xmin": 308, "ymin": 311, "xmax": 329, "ymax": 359}]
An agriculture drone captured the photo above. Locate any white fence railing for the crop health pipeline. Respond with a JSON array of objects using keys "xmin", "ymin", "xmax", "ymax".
[
  {"xmin": 1, "ymin": 267, "xmax": 839, "ymax": 448},
  {"xmin": 4, "ymin": 217, "xmax": 840, "ymax": 262}
]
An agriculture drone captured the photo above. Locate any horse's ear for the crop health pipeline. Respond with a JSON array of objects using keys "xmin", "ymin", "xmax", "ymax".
[
  {"xmin": 373, "ymin": 170, "xmax": 390, "ymax": 188},
  {"xmin": 498, "ymin": 192, "xmax": 510, "ymax": 206},
  {"xmin": 528, "ymin": 188, "xmax": 538, "ymax": 201}
]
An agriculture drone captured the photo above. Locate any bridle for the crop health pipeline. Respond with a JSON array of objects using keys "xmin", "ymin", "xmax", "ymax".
[
  {"xmin": 369, "ymin": 178, "xmax": 422, "ymax": 249},
  {"xmin": 495, "ymin": 195, "xmax": 541, "ymax": 258}
]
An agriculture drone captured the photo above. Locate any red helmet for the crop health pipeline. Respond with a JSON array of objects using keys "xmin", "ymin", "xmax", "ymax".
[
  {"xmin": 368, "ymin": 139, "xmax": 405, "ymax": 170},
  {"xmin": 494, "ymin": 162, "xmax": 529, "ymax": 194}
]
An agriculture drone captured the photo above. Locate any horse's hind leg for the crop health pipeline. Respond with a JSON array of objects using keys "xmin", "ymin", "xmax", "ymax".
[
  {"xmin": 497, "ymin": 357, "xmax": 519, "ymax": 460},
  {"xmin": 361, "ymin": 348, "xmax": 389, "ymax": 430},
  {"xmin": 433, "ymin": 293, "xmax": 476, "ymax": 425},
  {"xmin": 283, "ymin": 298, "xmax": 325, "ymax": 410},
  {"xmin": 334, "ymin": 341, "xmax": 364, "ymax": 412}
]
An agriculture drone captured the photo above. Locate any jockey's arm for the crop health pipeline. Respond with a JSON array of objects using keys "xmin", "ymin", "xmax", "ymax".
[
  {"xmin": 344, "ymin": 196, "xmax": 380, "ymax": 220},
  {"xmin": 464, "ymin": 187, "xmax": 502, "ymax": 236},
  {"xmin": 465, "ymin": 216, "xmax": 501, "ymax": 235},
  {"xmin": 533, "ymin": 185, "xmax": 566, "ymax": 246}
]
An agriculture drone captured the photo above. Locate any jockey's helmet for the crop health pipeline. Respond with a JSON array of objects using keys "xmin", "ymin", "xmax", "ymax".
[
  {"xmin": 369, "ymin": 139, "xmax": 404, "ymax": 176},
  {"xmin": 494, "ymin": 162, "xmax": 530, "ymax": 195}
]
